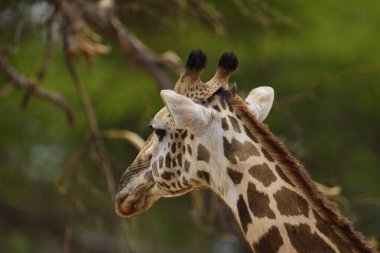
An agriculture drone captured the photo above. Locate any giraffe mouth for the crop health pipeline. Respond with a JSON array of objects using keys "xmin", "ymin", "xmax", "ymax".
[{"xmin": 115, "ymin": 183, "xmax": 156, "ymax": 217}]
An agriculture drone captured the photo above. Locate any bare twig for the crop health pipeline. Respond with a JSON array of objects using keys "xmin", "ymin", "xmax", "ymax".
[
  {"xmin": 88, "ymin": 148, "xmax": 137, "ymax": 253},
  {"xmin": 63, "ymin": 48, "xmax": 116, "ymax": 200},
  {"xmin": 56, "ymin": 138, "xmax": 92, "ymax": 194},
  {"xmin": 0, "ymin": 49, "xmax": 74, "ymax": 124},
  {"xmin": 36, "ymin": 8, "xmax": 58, "ymax": 81},
  {"xmin": 77, "ymin": 174, "xmax": 108, "ymax": 201},
  {"xmin": 62, "ymin": 51, "xmax": 137, "ymax": 250},
  {"xmin": 21, "ymin": 6, "xmax": 59, "ymax": 109},
  {"xmin": 233, "ymin": 0, "xmax": 298, "ymax": 29},
  {"xmin": 187, "ymin": 0, "xmax": 226, "ymax": 35},
  {"xmin": 75, "ymin": 0, "xmax": 179, "ymax": 89},
  {"xmin": 60, "ymin": 1, "xmax": 116, "ymax": 199},
  {"xmin": 20, "ymin": 15, "xmax": 55, "ymax": 109},
  {"xmin": 59, "ymin": 8, "xmax": 138, "ymax": 252},
  {"xmin": 102, "ymin": 129, "xmax": 145, "ymax": 150}
]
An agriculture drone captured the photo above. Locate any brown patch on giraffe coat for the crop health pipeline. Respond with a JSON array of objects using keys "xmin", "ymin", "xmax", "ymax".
[
  {"xmin": 314, "ymin": 210, "xmax": 354, "ymax": 253},
  {"xmin": 275, "ymin": 165, "xmax": 295, "ymax": 187},
  {"xmin": 285, "ymin": 223, "xmax": 336, "ymax": 253},
  {"xmin": 165, "ymin": 153, "xmax": 171, "ymax": 168},
  {"xmin": 152, "ymin": 161, "xmax": 157, "ymax": 171},
  {"xmin": 161, "ymin": 171, "xmax": 175, "ymax": 181},
  {"xmin": 152, "ymin": 166, "xmax": 159, "ymax": 177},
  {"xmin": 212, "ymin": 105, "xmax": 221, "ymax": 112},
  {"xmin": 159, "ymin": 156, "xmax": 164, "ymax": 168},
  {"xmin": 144, "ymin": 171, "xmax": 153, "ymax": 181},
  {"xmin": 253, "ymin": 226, "xmax": 283, "ymax": 253},
  {"xmin": 273, "ymin": 187, "xmax": 309, "ymax": 217},
  {"xmin": 187, "ymin": 144, "xmax": 192, "ymax": 155},
  {"xmin": 228, "ymin": 115, "xmax": 241, "ymax": 133},
  {"xmin": 237, "ymin": 195, "xmax": 252, "ymax": 234},
  {"xmin": 197, "ymin": 170, "xmax": 210, "ymax": 184},
  {"xmin": 184, "ymin": 160, "xmax": 190, "ymax": 172},
  {"xmin": 181, "ymin": 130, "xmax": 188, "ymax": 139},
  {"xmin": 221, "ymin": 117, "xmax": 229, "ymax": 130},
  {"xmin": 171, "ymin": 143, "xmax": 176, "ymax": 153},
  {"xmin": 261, "ymin": 147, "xmax": 274, "ymax": 162},
  {"xmin": 177, "ymin": 153, "xmax": 182, "ymax": 167},
  {"xmin": 197, "ymin": 144, "xmax": 210, "ymax": 163},
  {"xmin": 226, "ymin": 99, "xmax": 233, "ymax": 112},
  {"xmin": 151, "ymin": 162, "xmax": 158, "ymax": 178},
  {"xmin": 227, "ymin": 167, "xmax": 243, "ymax": 184},
  {"xmin": 220, "ymin": 95, "xmax": 227, "ymax": 110},
  {"xmin": 248, "ymin": 163, "xmax": 277, "ymax": 187},
  {"xmin": 223, "ymin": 137, "xmax": 260, "ymax": 164},
  {"xmin": 243, "ymin": 125, "xmax": 258, "ymax": 143},
  {"xmin": 247, "ymin": 182, "xmax": 275, "ymax": 218}
]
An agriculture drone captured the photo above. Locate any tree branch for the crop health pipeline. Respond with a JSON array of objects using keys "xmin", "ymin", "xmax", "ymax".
[
  {"xmin": 63, "ymin": 50, "xmax": 116, "ymax": 200},
  {"xmin": 75, "ymin": 0, "xmax": 180, "ymax": 89},
  {"xmin": 56, "ymin": 137, "xmax": 92, "ymax": 194},
  {"xmin": 21, "ymin": 9, "xmax": 57, "ymax": 110},
  {"xmin": 0, "ymin": 49, "xmax": 74, "ymax": 125},
  {"xmin": 60, "ymin": 12, "xmax": 116, "ymax": 200}
]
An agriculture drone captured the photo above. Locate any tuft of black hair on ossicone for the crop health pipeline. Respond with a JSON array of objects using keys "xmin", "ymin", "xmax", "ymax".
[
  {"xmin": 218, "ymin": 51, "xmax": 238, "ymax": 71},
  {"xmin": 185, "ymin": 49, "xmax": 207, "ymax": 70}
]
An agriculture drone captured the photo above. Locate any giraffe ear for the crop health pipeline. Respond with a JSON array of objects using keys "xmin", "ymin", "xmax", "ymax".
[
  {"xmin": 245, "ymin": 86, "xmax": 274, "ymax": 122},
  {"xmin": 160, "ymin": 90, "xmax": 213, "ymax": 135}
]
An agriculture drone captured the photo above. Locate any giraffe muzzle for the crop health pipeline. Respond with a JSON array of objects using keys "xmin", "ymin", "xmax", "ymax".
[{"xmin": 115, "ymin": 183, "xmax": 156, "ymax": 217}]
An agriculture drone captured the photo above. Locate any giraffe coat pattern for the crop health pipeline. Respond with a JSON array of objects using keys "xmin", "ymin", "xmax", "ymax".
[{"xmin": 115, "ymin": 50, "xmax": 377, "ymax": 253}]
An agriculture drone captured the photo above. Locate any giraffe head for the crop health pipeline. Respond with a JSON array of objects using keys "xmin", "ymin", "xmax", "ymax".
[{"xmin": 115, "ymin": 50, "xmax": 274, "ymax": 217}]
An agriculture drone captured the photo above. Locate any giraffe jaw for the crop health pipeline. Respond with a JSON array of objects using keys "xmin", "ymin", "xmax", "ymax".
[{"xmin": 115, "ymin": 183, "xmax": 158, "ymax": 217}]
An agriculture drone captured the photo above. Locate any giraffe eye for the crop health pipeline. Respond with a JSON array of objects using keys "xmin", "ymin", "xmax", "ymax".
[{"xmin": 154, "ymin": 129, "xmax": 166, "ymax": 141}]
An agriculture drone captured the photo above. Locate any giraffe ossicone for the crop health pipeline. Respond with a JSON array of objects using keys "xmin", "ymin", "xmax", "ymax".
[{"xmin": 115, "ymin": 50, "xmax": 376, "ymax": 253}]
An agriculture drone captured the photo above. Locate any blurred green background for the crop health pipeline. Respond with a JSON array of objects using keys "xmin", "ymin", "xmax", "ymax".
[{"xmin": 0, "ymin": 1, "xmax": 379, "ymax": 252}]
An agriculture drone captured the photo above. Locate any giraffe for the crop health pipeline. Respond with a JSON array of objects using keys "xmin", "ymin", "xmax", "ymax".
[{"xmin": 115, "ymin": 50, "xmax": 377, "ymax": 253}]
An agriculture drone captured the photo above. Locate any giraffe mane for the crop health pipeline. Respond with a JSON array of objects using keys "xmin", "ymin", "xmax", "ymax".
[{"xmin": 220, "ymin": 89, "xmax": 377, "ymax": 253}]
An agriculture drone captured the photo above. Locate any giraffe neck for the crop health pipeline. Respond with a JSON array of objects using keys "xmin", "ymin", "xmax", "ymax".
[
  {"xmin": 205, "ymin": 91, "xmax": 375, "ymax": 253},
  {"xmin": 211, "ymin": 151, "xmax": 342, "ymax": 252}
]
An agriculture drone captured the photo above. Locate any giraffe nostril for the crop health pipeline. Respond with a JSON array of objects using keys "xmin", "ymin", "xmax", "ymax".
[
  {"xmin": 115, "ymin": 182, "xmax": 156, "ymax": 217},
  {"xmin": 115, "ymin": 193, "xmax": 138, "ymax": 217}
]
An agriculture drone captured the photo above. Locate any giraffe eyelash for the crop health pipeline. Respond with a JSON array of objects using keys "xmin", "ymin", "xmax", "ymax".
[{"xmin": 148, "ymin": 124, "xmax": 166, "ymax": 141}]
